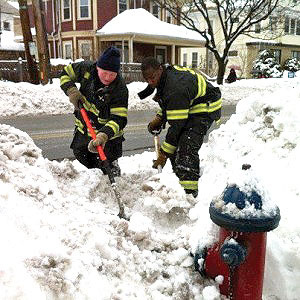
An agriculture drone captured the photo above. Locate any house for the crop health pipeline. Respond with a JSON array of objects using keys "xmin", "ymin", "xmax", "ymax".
[
  {"xmin": 96, "ymin": 8, "xmax": 205, "ymax": 65},
  {"xmin": 0, "ymin": 0, "xmax": 24, "ymax": 59},
  {"xmin": 21, "ymin": 0, "xmax": 202, "ymax": 65},
  {"xmin": 181, "ymin": 4, "xmax": 300, "ymax": 79}
]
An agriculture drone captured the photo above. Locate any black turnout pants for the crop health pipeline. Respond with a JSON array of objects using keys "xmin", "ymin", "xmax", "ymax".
[
  {"xmin": 71, "ymin": 131, "xmax": 122, "ymax": 173},
  {"xmin": 170, "ymin": 118, "xmax": 213, "ymax": 194}
]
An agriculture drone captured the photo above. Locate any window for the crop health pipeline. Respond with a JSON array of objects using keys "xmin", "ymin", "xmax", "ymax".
[
  {"xmin": 183, "ymin": 53, "xmax": 187, "ymax": 67},
  {"xmin": 79, "ymin": 0, "xmax": 89, "ymax": 18},
  {"xmin": 297, "ymin": 20, "xmax": 300, "ymax": 35},
  {"xmin": 62, "ymin": 0, "xmax": 71, "ymax": 21},
  {"xmin": 284, "ymin": 17, "xmax": 289, "ymax": 34},
  {"xmin": 56, "ymin": 0, "xmax": 61, "ymax": 24},
  {"xmin": 254, "ymin": 23, "xmax": 261, "ymax": 34},
  {"xmin": 166, "ymin": 10, "xmax": 172, "ymax": 23},
  {"xmin": 269, "ymin": 16, "xmax": 278, "ymax": 32},
  {"xmin": 192, "ymin": 52, "xmax": 198, "ymax": 68},
  {"xmin": 64, "ymin": 42, "xmax": 72, "ymax": 59},
  {"xmin": 79, "ymin": 41, "xmax": 92, "ymax": 60},
  {"xmin": 152, "ymin": 3, "xmax": 159, "ymax": 18},
  {"xmin": 155, "ymin": 47, "xmax": 166, "ymax": 64},
  {"xmin": 3, "ymin": 21, "xmax": 10, "ymax": 31},
  {"xmin": 292, "ymin": 51, "xmax": 300, "ymax": 60},
  {"xmin": 119, "ymin": 0, "xmax": 127, "ymax": 14},
  {"xmin": 291, "ymin": 19, "xmax": 296, "ymax": 34},
  {"xmin": 285, "ymin": 18, "xmax": 300, "ymax": 35},
  {"xmin": 228, "ymin": 50, "xmax": 238, "ymax": 57},
  {"xmin": 271, "ymin": 49, "xmax": 281, "ymax": 63}
]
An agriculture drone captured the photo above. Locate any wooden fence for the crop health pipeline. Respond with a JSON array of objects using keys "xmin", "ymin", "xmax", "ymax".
[{"xmin": 0, "ymin": 59, "xmax": 145, "ymax": 84}]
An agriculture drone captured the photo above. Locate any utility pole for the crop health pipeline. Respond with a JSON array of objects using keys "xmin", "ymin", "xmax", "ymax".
[
  {"xmin": 18, "ymin": 0, "xmax": 39, "ymax": 84},
  {"xmin": 31, "ymin": 0, "xmax": 51, "ymax": 85},
  {"xmin": 0, "ymin": 1, "xmax": 2, "ymax": 48}
]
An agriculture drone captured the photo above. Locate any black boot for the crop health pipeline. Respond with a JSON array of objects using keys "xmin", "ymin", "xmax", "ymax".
[
  {"xmin": 110, "ymin": 160, "xmax": 121, "ymax": 177},
  {"xmin": 185, "ymin": 189, "xmax": 198, "ymax": 198}
]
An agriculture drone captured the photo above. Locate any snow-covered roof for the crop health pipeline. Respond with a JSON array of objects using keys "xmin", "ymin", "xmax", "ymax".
[
  {"xmin": 7, "ymin": 1, "xmax": 19, "ymax": 10},
  {"xmin": 96, "ymin": 8, "xmax": 205, "ymax": 46},
  {"xmin": 0, "ymin": 0, "xmax": 19, "ymax": 15},
  {"xmin": 0, "ymin": 31, "xmax": 24, "ymax": 51}
]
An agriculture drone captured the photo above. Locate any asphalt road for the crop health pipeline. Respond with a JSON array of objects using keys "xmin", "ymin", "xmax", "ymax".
[{"xmin": 0, "ymin": 105, "xmax": 235, "ymax": 160}]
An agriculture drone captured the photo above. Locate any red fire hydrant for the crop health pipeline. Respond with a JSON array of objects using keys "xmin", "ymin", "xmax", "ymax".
[{"xmin": 194, "ymin": 172, "xmax": 280, "ymax": 300}]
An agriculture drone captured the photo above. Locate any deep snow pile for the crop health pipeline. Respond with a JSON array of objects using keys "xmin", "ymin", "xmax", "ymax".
[
  {"xmin": 189, "ymin": 86, "xmax": 300, "ymax": 300},
  {"xmin": 0, "ymin": 124, "xmax": 209, "ymax": 299}
]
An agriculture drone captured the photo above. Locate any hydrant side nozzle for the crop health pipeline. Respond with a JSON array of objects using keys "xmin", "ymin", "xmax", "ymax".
[{"xmin": 220, "ymin": 242, "xmax": 247, "ymax": 267}]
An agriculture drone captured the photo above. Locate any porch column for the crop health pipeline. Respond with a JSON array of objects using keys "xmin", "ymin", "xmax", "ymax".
[
  {"xmin": 129, "ymin": 37, "xmax": 134, "ymax": 63},
  {"xmin": 121, "ymin": 39, "xmax": 125, "ymax": 74},
  {"xmin": 171, "ymin": 44, "xmax": 176, "ymax": 64}
]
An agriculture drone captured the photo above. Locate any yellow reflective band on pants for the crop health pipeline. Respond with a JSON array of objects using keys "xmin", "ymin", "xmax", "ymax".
[
  {"xmin": 161, "ymin": 141, "xmax": 176, "ymax": 155},
  {"xmin": 179, "ymin": 180, "xmax": 198, "ymax": 190}
]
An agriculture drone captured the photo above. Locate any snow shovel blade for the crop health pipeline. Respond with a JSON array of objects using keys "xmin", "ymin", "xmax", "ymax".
[{"xmin": 104, "ymin": 165, "xmax": 129, "ymax": 220}]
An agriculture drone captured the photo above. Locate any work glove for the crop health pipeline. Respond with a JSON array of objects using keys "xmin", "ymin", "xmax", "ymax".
[
  {"xmin": 67, "ymin": 87, "xmax": 84, "ymax": 110},
  {"xmin": 87, "ymin": 132, "xmax": 108, "ymax": 153},
  {"xmin": 148, "ymin": 115, "xmax": 163, "ymax": 135},
  {"xmin": 152, "ymin": 149, "xmax": 168, "ymax": 169}
]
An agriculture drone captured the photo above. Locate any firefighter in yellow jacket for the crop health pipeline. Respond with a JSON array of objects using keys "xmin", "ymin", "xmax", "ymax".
[
  {"xmin": 60, "ymin": 46, "xmax": 128, "ymax": 176},
  {"xmin": 139, "ymin": 57, "xmax": 222, "ymax": 198}
]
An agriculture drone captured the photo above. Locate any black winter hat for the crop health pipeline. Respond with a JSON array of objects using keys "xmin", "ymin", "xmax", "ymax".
[{"xmin": 96, "ymin": 46, "xmax": 120, "ymax": 73}]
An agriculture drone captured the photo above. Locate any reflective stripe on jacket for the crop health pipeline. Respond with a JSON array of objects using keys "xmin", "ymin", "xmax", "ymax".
[{"xmin": 156, "ymin": 65, "xmax": 222, "ymax": 155}]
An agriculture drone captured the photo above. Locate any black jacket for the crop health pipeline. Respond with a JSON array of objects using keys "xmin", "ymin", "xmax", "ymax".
[
  {"xmin": 60, "ymin": 61, "xmax": 128, "ymax": 141},
  {"xmin": 155, "ymin": 65, "xmax": 222, "ymax": 155}
]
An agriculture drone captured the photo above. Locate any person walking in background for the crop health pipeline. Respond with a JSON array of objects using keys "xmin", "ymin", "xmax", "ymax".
[
  {"xmin": 139, "ymin": 57, "xmax": 222, "ymax": 198},
  {"xmin": 226, "ymin": 68, "xmax": 237, "ymax": 83},
  {"xmin": 60, "ymin": 46, "xmax": 128, "ymax": 176}
]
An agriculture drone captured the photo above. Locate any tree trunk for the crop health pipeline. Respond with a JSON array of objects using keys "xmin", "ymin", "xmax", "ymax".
[{"xmin": 217, "ymin": 59, "xmax": 226, "ymax": 85}]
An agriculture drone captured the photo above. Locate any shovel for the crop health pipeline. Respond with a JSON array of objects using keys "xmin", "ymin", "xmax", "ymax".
[
  {"xmin": 78, "ymin": 102, "xmax": 127, "ymax": 219},
  {"xmin": 152, "ymin": 128, "xmax": 162, "ymax": 173}
]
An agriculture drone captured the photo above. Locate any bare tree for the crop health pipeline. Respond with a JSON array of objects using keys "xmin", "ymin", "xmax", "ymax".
[{"xmin": 154, "ymin": 0, "xmax": 295, "ymax": 84}]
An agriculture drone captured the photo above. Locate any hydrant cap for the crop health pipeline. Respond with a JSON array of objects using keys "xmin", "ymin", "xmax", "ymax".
[
  {"xmin": 223, "ymin": 185, "xmax": 262, "ymax": 210},
  {"xmin": 210, "ymin": 185, "xmax": 280, "ymax": 232},
  {"xmin": 220, "ymin": 241, "xmax": 247, "ymax": 267}
]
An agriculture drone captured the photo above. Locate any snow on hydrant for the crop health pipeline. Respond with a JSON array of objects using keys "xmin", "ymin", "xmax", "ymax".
[{"xmin": 194, "ymin": 164, "xmax": 281, "ymax": 300}]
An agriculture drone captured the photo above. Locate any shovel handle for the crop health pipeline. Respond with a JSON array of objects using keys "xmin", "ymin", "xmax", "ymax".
[
  {"xmin": 79, "ymin": 104, "xmax": 107, "ymax": 162},
  {"xmin": 154, "ymin": 134, "xmax": 162, "ymax": 173},
  {"xmin": 78, "ymin": 102, "xmax": 127, "ymax": 218}
]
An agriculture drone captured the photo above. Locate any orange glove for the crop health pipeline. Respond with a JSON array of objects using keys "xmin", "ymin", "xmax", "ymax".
[
  {"xmin": 152, "ymin": 149, "xmax": 167, "ymax": 169},
  {"xmin": 88, "ymin": 132, "xmax": 108, "ymax": 153}
]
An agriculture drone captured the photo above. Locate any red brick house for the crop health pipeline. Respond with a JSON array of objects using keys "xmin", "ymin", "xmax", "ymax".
[{"xmin": 25, "ymin": 0, "xmax": 204, "ymax": 64}]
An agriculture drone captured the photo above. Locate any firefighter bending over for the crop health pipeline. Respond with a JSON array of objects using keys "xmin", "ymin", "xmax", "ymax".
[
  {"xmin": 60, "ymin": 46, "xmax": 128, "ymax": 176},
  {"xmin": 139, "ymin": 57, "xmax": 222, "ymax": 198}
]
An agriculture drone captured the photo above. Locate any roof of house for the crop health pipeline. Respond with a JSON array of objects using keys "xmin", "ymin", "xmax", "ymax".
[
  {"xmin": 0, "ymin": 1, "xmax": 19, "ymax": 15},
  {"xmin": 96, "ymin": 8, "xmax": 205, "ymax": 46}
]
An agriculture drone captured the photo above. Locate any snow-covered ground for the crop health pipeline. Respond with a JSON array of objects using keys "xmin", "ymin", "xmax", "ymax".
[{"xmin": 0, "ymin": 75, "xmax": 300, "ymax": 300}]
